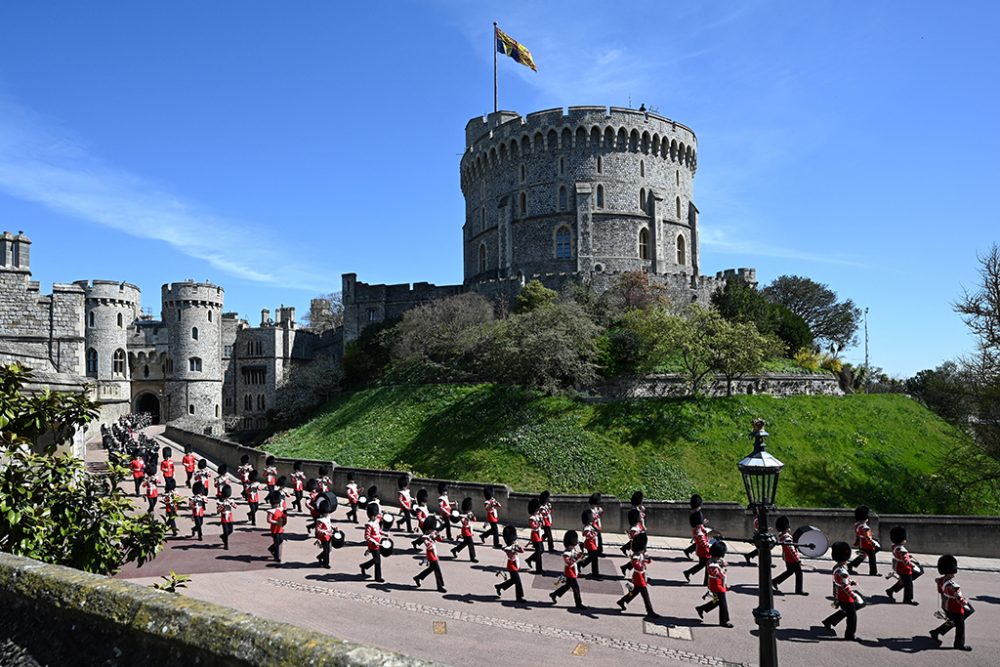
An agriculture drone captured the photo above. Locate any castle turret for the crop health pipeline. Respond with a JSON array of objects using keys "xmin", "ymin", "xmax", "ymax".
[
  {"xmin": 162, "ymin": 280, "xmax": 224, "ymax": 428},
  {"xmin": 0, "ymin": 230, "xmax": 31, "ymax": 274}
]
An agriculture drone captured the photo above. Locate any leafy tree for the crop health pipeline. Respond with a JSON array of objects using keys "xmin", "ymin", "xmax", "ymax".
[
  {"xmin": 762, "ymin": 275, "xmax": 861, "ymax": 354},
  {"xmin": 393, "ymin": 293, "xmax": 495, "ymax": 366},
  {"xmin": 905, "ymin": 362, "xmax": 971, "ymax": 426},
  {"xmin": 342, "ymin": 318, "xmax": 398, "ymax": 388},
  {"xmin": 302, "ymin": 292, "xmax": 344, "ymax": 333},
  {"xmin": 706, "ymin": 317, "xmax": 783, "ymax": 396},
  {"xmin": 605, "ymin": 271, "xmax": 670, "ymax": 312},
  {"xmin": 270, "ymin": 353, "xmax": 343, "ymax": 424},
  {"xmin": 770, "ymin": 303, "xmax": 814, "ymax": 354},
  {"xmin": 514, "ymin": 280, "xmax": 558, "ymax": 313},
  {"xmin": 0, "ymin": 363, "xmax": 166, "ymax": 574},
  {"xmin": 711, "ymin": 276, "xmax": 811, "ymax": 354}
]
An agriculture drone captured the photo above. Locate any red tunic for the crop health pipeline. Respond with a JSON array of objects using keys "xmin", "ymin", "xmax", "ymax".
[
  {"xmin": 130, "ymin": 458, "xmax": 145, "ymax": 479},
  {"xmin": 247, "ymin": 484, "xmax": 260, "ymax": 504},
  {"xmin": 415, "ymin": 505, "xmax": 429, "ymax": 529},
  {"xmin": 218, "ymin": 499, "xmax": 235, "ymax": 524},
  {"xmin": 143, "ymin": 477, "xmax": 159, "ymax": 498},
  {"xmin": 423, "ymin": 533, "xmax": 442, "ymax": 562},
  {"xmin": 854, "ymin": 521, "xmax": 877, "ymax": 551},
  {"xmin": 937, "ymin": 576, "xmax": 967, "ymax": 615},
  {"xmin": 346, "ymin": 483, "xmax": 359, "ymax": 503},
  {"xmin": 438, "ymin": 495, "xmax": 452, "ymax": 519},
  {"xmin": 485, "ymin": 498, "xmax": 501, "ymax": 523},
  {"xmin": 267, "ymin": 507, "xmax": 285, "ymax": 534},
  {"xmin": 292, "ymin": 471, "xmax": 306, "ymax": 492},
  {"xmin": 707, "ymin": 559, "xmax": 727, "ymax": 594},
  {"xmin": 182, "ymin": 454, "xmax": 197, "ymax": 473},
  {"xmin": 503, "ymin": 543, "xmax": 524, "ymax": 572},
  {"xmin": 315, "ymin": 517, "xmax": 333, "ymax": 542},
  {"xmin": 778, "ymin": 530, "xmax": 800, "ymax": 564},
  {"xmin": 582, "ymin": 525, "xmax": 599, "ymax": 552},
  {"xmin": 563, "ymin": 548, "xmax": 580, "ymax": 579},
  {"xmin": 529, "ymin": 515, "xmax": 544, "ymax": 543},
  {"xmin": 693, "ymin": 524, "xmax": 711, "ymax": 559},
  {"xmin": 364, "ymin": 520, "xmax": 382, "ymax": 551},
  {"xmin": 265, "ymin": 466, "xmax": 278, "ymax": 486},
  {"xmin": 631, "ymin": 553, "xmax": 651, "ymax": 588},
  {"xmin": 398, "ymin": 489, "xmax": 412, "ymax": 511},
  {"xmin": 160, "ymin": 459, "xmax": 175, "ymax": 479},
  {"xmin": 591, "ymin": 506, "xmax": 603, "ymax": 532},
  {"xmin": 540, "ymin": 503, "xmax": 553, "ymax": 528},
  {"xmin": 190, "ymin": 496, "xmax": 206, "ymax": 518},
  {"xmin": 833, "ymin": 564, "xmax": 857, "ymax": 603},
  {"xmin": 460, "ymin": 511, "xmax": 475, "ymax": 538},
  {"xmin": 892, "ymin": 544, "xmax": 913, "ymax": 575}
]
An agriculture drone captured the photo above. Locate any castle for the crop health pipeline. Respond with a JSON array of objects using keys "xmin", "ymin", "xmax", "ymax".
[
  {"xmin": 0, "ymin": 231, "xmax": 321, "ymax": 453},
  {"xmin": 342, "ymin": 106, "xmax": 754, "ymax": 342}
]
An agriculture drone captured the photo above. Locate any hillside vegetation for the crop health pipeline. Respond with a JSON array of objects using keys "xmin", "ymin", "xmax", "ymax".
[{"xmin": 264, "ymin": 384, "xmax": 998, "ymax": 515}]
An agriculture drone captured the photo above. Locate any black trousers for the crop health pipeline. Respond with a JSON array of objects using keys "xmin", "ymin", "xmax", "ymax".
[
  {"xmin": 441, "ymin": 517, "xmax": 453, "ymax": 541},
  {"xmin": 553, "ymin": 577, "xmax": 583, "ymax": 607},
  {"xmin": 147, "ymin": 496, "xmax": 158, "ymax": 513},
  {"xmin": 698, "ymin": 592, "xmax": 730, "ymax": 625},
  {"xmin": 269, "ymin": 533, "xmax": 283, "ymax": 561},
  {"xmin": 773, "ymin": 561, "xmax": 804, "ymax": 593},
  {"xmin": 248, "ymin": 502, "xmax": 258, "ymax": 525},
  {"xmin": 401, "ymin": 509, "xmax": 413, "ymax": 533},
  {"xmin": 453, "ymin": 535, "xmax": 477, "ymax": 561},
  {"xmin": 597, "ymin": 531, "xmax": 604, "ymax": 554},
  {"xmin": 133, "ymin": 477, "xmax": 143, "ymax": 496},
  {"xmin": 934, "ymin": 606, "xmax": 974, "ymax": 648},
  {"xmin": 684, "ymin": 541, "xmax": 697, "ymax": 557},
  {"xmin": 318, "ymin": 540, "xmax": 331, "ymax": 567},
  {"xmin": 480, "ymin": 522, "xmax": 500, "ymax": 547},
  {"xmin": 824, "ymin": 600, "xmax": 858, "ymax": 639},
  {"xmin": 618, "ymin": 585, "xmax": 655, "ymax": 616},
  {"xmin": 185, "ymin": 470, "xmax": 193, "ymax": 487},
  {"xmin": 849, "ymin": 547, "xmax": 879, "ymax": 575},
  {"xmin": 164, "ymin": 476, "xmax": 176, "ymax": 493},
  {"xmin": 416, "ymin": 559, "xmax": 445, "ymax": 590},
  {"xmin": 745, "ymin": 547, "xmax": 759, "ymax": 560},
  {"xmin": 497, "ymin": 570, "xmax": 524, "ymax": 600},
  {"xmin": 166, "ymin": 515, "xmax": 177, "ymax": 534},
  {"xmin": 579, "ymin": 548, "xmax": 601, "ymax": 577},
  {"xmin": 525, "ymin": 541, "xmax": 544, "ymax": 573},
  {"xmin": 293, "ymin": 490, "xmax": 303, "ymax": 512},
  {"xmin": 361, "ymin": 549, "xmax": 382, "ymax": 580},
  {"xmin": 685, "ymin": 556, "xmax": 709, "ymax": 585},
  {"xmin": 887, "ymin": 569, "xmax": 923, "ymax": 602},
  {"xmin": 221, "ymin": 522, "xmax": 233, "ymax": 548},
  {"xmin": 346, "ymin": 502, "xmax": 358, "ymax": 523},
  {"xmin": 192, "ymin": 515, "xmax": 204, "ymax": 540},
  {"xmin": 543, "ymin": 525, "xmax": 555, "ymax": 552}
]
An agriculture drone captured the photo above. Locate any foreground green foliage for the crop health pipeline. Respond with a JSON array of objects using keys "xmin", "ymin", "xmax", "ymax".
[{"xmin": 266, "ymin": 383, "xmax": 1000, "ymax": 515}]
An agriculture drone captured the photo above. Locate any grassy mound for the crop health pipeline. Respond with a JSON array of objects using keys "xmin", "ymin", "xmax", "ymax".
[{"xmin": 264, "ymin": 384, "xmax": 995, "ymax": 515}]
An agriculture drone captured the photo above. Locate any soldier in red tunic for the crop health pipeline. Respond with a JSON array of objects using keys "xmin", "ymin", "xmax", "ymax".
[
  {"xmin": 291, "ymin": 461, "xmax": 307, "ymax": 513},
  {"xmin": 524, "ymin": 498, "xmax": 546, "ymax": 574},
  {"xmin": 317, "ymin": 466, "xmax": 333, "ymax": 494},
  {"xmin": 413, "ymin": 516, "xmax": 447, "ymax": 592},
  {"xmin": 588, "ymin": 492, "xmax": 605, "ymax": 555},
  {"xmin": 495, "ymin": 525, "xmax": 526, "ymax": 603},
  {"xmin": 930, "ymin": 554, "xmax": 974, "ymax": 651},
  {"xmin": 214, "ymin": 464, "xmax": 230, "ymax": 503},
  {"xmin": 129, "ymin": 452, "xmax": 146, "ymax": 497},
  {"xmin": 237, "ymin": 454, "xmax": 252, "ymax": 499},
  {"xmin": 886, "ymin": 525, "xmax": 921, "ymax": 604},
  {"xmin": 360, "ymin": 503, "xmax": 385, "ymax": 582},
  {"xmin": 617, "ymin": 533, "xmax": 658, "ymax": 618},
  {"xmin": 265, "ymin": 491, "xmax": 286, "ymax": 563},
  {"xmin": 397, "ymin": 474, "xmax": 414, "ymax": 533},
  {"xmin": 450, "ymin": 497, "xmax": 478, "ymax": 562},
  {"xmin": 683, "ymin": 511, "xmax": 712, "ymax": 585},
  {"xmin": 848, "ymin": 505, "xmax": 880, "ymax": 576},
  {"xmin": 217, "ymin": 484, "xmax": 236, "ymax": 550},
  {"xmin": 539, "ymin": 490, "xmax": 555, "ymax": 553},
  {"xmin": 822, "ymin": 541, "xmax": 863, "ymax": 640},
  {"xmin": 143, "ymin": 473, "xmax": 159, "ymax": 514},
  {"xmin": 314, "ymin": 494, "xmax": 335, "ymax": 569},
  {"xmin": 414, "ymin": 488, "xmax": 430, "ymax": 532},
  {"xmin": 345, "ymin": 472, "xmax": 360, "ymax": 524},
  {"xmin": 189, "ymin": 481, "xmax": 207, "ymax": 541},
  {"xmin": 437, "ymin": 482, "xmax": 454, "ymax": 542},
  {"xmin": 193, "ymin": 458, "xmax": 212, "ymax": 499},
  {"xmin": 245, "ymin": 469, "xmax": 262, "ymax": 526},
  {"xmin": 771, "ymin": 516, "xmax": 807, "ymax": 595},
  {"xmin": 550, "ymin": 530, "xmax": 586, "ymax": 610},
  {"xmin": 578, "ymin": 508, "xmax": 602, "ymax": 579},
  {"xmin": 620, "ymin": 508, "xmax": 644, "ymax": 576},
  {"xmin": 264, "ymin": 455, "xmax": 278, "ymax": 492},
  {"xmin": 163, "ymin": 491, "xmax": 181, "ymax": 537},
  {"xmin": 621, "ymin": 491, "xmax": 646, "ymax": 557},
  {"xmin": 696, "ymin": 540, "xmax": 733, "ymax": 627},
  {"xmin": 160, "ymin": 446, "xmax": 176, "ymax": 493},
  {"xmin": 479, "ymin": 485, "xmax": 502, "ymax": 548},
  {"xmin": 683, "ymin": 494, "xmax": 704, "ymax": 560},
  {"xmin": 182, "ymin": 448, "xmax": 197, "ymax": 488}
]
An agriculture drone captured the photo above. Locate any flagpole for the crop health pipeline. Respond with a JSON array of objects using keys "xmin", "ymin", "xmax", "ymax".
[{"xmin": 493, "ymin": 21, "xmax": 498, "ymax": 113}]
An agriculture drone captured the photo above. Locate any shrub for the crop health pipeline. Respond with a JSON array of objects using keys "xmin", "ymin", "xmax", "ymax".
[{"xmin": 514, "ymin": 280, "xmax": 558, "ymax": 313}]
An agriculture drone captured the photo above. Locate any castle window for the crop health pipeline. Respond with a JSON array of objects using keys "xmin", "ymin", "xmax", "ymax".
[
  {"xmin": 676, "ymin": 196, "xmax": 681, "ymax": 219},
  {"xmin": 676, "ymin": 170, "xmax": 680, "ymax": 185},
  {"xmin": 117, "ymin": 312, "xmax": 123, "ymax": 328},
  {"xmin": 559, "ymin": 157, "xmax": 565, "ymax": 175},
  {"xmin": 224, "ymin": 345, "xmax": 233, "ymax": 357},
  {"xmin": 216, "ymin": 404, "xmax": 220, "ymax": 418},
  {"xmin": 640, "ymin": 160, "xmax": 645, "ymax": 178},
  {"xmin": 112, "ymin": 349, "xmax": 126, "ymax": 377},
  {"xmin": 189, "ymin": 357, "xmax": 202, "ymax": 372},
  {"xmin": 558, "ymin": 186, "xmax": 568, "ymax": 211},
  {"xmin": 677, "ymin": 234, "xmax": 686, "ymax": 265},
  {"xmin": 192, "ymin": 326, "xmax": 199, "ymax": 340},
  {"xmin": 88, "ymin": 311, "xmax": 94, "ymax": 327},
  {"xmin": 519, "ymin": 192, "xmax": 527, "ymax": 217},
  {"xmin": 478, "ymin": 244, "xmax": 487, "ymax": 273},
  {"xmin": 166, "ymin": 358, "xmax": 173, "ymax": 374},
  {"xmin": 481, "ymin": 207, "xmax": 485, "ymax": 231},
  {"xmin": 640, "ymin": 188, "xmax": 647, "ymax": 211},
  {"xmin": 257, "ymin": 394, "xmax": 265, "ymax": 410},
  {"xmin": 596, "ymin": 184, "xmax": 604, "ymax": 209},
  {"xmin": 246, "ymin": 341, "xmax": 253, "ymax": 355},
  {"xmin": 367, "ymin": 308, "xmax": 377, "ymax": 322},
  {"xmin": 597, "ymin": 156, "xmax": 602, "ymax": 174},
  {"xmin": 224, "ymin": 397, "xmax": 232, "ymax": 408},
  {"xmin": 639, "ymin": 228, "xmax": 650, "ymax": 260},
  {"xmin": 520, "ymin": 164, "xmax": 526, "ymax": 183},
  {"xmin": 189, "ymin": 404, "xmax": 195, "ymax": 416},
  {"xmin": 143, "ymin": 364, "xmax": 149, "ymax": 379},
  {"xmin": 244, "ymin": 394, "xmax": 252, "ymax": 411},
  {"xmin": 176, "ymin": 309, "xmax": 181, "ymax": 321},
  {"xmin": 555, "ymin": 226, "xmax": 572, "ymax": 259},
  {"xmin": 208, "ymin": 310, "xmax": 213, "ymax": 323},
  {"xmin": 12, "ymin": 242, "xmax": 20, "ymax": 267},
  {"xmin": 86, "ymin": 348, "xmax": 98, "ymax": 376}
]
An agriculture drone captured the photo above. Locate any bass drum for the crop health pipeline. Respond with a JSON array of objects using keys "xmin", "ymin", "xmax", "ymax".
[
  {"xmin": 792, "ymin": 525, "xmax": 829, "ymax": 558},
  {"xmin": 450, "ymin": 509, "xmax": 462, "ymax": 524},
  {"xmin": 381, "ymin": 513, "xmax": 396, "ymax": 531},
  {"xmin": 330, "ymin": 529, "xmax": 346, "ymax": 549},
  {"xmin": 379, "ymin": 537, "xmax": 395, "ymax": 558},
  {"xmin": 357, "ymin": 495, "xmax": 368, "ymax": 508}
]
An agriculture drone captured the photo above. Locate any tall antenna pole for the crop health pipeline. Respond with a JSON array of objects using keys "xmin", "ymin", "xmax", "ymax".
[
  {"xmin": 493, "ymin": 22, "xmax": 498, "ymax": 113},
  {"xmin": 864, "ymin": 307, "xmax": 870, "ymax": 394}
]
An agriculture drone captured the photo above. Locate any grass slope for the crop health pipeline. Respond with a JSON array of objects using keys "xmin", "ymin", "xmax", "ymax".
[{"xmin": 264, "ymin": 384, "xmax": 991, "ymax": 514}]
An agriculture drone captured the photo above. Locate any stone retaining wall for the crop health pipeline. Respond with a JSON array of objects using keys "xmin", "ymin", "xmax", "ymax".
[
  {"xmin": 0, "ymin": 551, "xmax": 436, "ymax": 667},
  {"xmin": 599, "ymin": 372, "xmax": 843, "ymax": 399},
  {"xmin": 164, "ymin": 426, "xmax": 1000, "ymax": 559}
]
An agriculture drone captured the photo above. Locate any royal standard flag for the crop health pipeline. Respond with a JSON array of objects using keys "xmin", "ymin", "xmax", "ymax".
[{"xmin": 495, "ymin": 26, "xmax": 537, "ymax": 72}]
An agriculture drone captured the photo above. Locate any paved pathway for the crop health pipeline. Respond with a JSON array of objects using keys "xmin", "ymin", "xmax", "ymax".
[{"xmin": 112, "ymin": 428, "xmax": 1000, "ymax": 667}]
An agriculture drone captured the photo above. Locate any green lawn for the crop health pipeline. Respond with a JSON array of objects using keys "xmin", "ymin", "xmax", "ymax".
[{"xmin": 264, "ymin": 384, "xmax": 996, "ymax": 515}]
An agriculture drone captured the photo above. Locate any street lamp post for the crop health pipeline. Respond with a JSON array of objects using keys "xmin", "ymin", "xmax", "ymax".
[{"xmin": 737, "ymin": 419, "xmax": 785, "ymax": 667}]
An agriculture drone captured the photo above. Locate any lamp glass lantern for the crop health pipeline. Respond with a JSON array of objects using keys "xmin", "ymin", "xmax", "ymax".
[{"xmin": 737, "ymin": 443, "xmax": 784, "ymax": 509}]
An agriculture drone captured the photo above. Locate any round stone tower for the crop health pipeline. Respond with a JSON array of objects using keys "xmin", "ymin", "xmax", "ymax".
[
  {"xmin": 161, "ymin": 280, "xmax": 224, "ymax": 426},
  {"xmin": 75, "ymin": 280, "xmax": 141, "ymax": 423},
  {"xmin": 460, "ymin": 106, "xmax": 700, "ymax": 285}
]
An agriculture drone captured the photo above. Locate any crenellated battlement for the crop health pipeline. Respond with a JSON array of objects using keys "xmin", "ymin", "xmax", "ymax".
[
  {"xmin": 74, "ymin": 279, "xmax": 142, "ymax": 306},
  {"xmin": 161, "ymin": 280, "xmax": 224, "ymax": 308}
]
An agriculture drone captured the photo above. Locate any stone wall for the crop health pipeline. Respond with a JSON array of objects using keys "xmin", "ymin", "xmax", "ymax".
[
  {"xmin": 0, "ymin": 551, "xmax": 434, "ymax": 667},
  {"xmin": 599, "ymin": 372, "xmax": 843, "ymax": 399},
  {"xmin": 165, "ymin": 426, "xmax": 1000, "ymax": 558}
]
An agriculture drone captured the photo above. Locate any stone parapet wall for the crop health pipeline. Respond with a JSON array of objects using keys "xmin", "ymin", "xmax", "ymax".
[
  {"xmin": 0, "ymin": 551, "xmax": 435, "ymax": 667},
  {"xmin": 599, "ymin": 372, "xmax": 843, "ymax": 399},
  {"xmin": 166, "ymin": 427, "xmax": 1000, "ymax": 558}
]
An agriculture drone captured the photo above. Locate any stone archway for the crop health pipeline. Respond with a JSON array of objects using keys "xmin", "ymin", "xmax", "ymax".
[{"xmin": 134, "ymin": 392, "xmax": 161, "ymax": 425}]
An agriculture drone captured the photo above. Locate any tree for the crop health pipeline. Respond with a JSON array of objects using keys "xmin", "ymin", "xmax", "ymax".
[
  {"xmin": 514, "ymin": 280, "xmax": 558, "ymax": 313},
  {"xmin": 391, "ymin": 293, "xmax": 495, "ymax": 379},
  {"xmin": 905, "ymin": 362, "xmax": 971, "ymax": 426},
  {"xmin": 702, "ymin": 314, "xmax": 783, "ymax": 396},
  {"xmin": 302, "ymin": 292, "xmax": 344, "ymax": 333},
  {"xmin": 711, "ymin": 277, "xmax": 812, "ymax": 354},
  {"xmin": 762, "ymin": 275, "xmax": 861, "ymax": 354},
  {"xmin": 270, "ymin": 354, "xmax": 343, "ymax": 424},
  {"xmin": 0, "ymin": 363, "xmax": 166, "ymax": 574}
]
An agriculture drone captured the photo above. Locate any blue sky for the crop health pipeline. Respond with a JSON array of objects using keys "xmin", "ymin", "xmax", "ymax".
[{"xmin": 1, "ymin": 1, "xmax": 997, "ymax": 376}]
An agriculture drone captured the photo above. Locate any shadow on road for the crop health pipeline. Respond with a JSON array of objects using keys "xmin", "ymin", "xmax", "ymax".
[
  {"xmin": 645, "ymin": 615, "xmax": 702, "ymax": 628},
  {"xmin": 857, "ymin": 635, "xmax": 940, "ymax": 653},
  {"xmin": 443, "ymin": 592, "xmax": 503, "ymax": 604},
  {"xmin": 305, "ymin": 572, "xmax": 368, "ymax": 583},
  {"xmin": 973, "ymin": 594, "xmax": 1000, "ymax": 605}
]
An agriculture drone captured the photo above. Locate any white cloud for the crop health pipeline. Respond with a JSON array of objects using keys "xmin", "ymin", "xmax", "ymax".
[
  {"xmin": 0, "ymin": 99, "xmax": 331, "ymax": 292},
  {"xmin": 699, "ymin": 227, "xmax": 863, "ymax": 267}
]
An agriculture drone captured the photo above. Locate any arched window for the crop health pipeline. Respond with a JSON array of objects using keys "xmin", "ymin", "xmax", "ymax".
[
  {"xmin": 112, "ymin": 349, "xmax": 126, "ymax": 377},
  {"xmin": 639, "ymin": 228, "xmax": 650, "ymax": 260},
  {"xmin": 208, "ymin": 310, "xmax": 213, "ymax": 322},
  {"xmin": 597, "ymin": 156, "xmax": 602, "ymax": 174},
  {"xmin": 596, "ymin": 184, "xmax": 604, "ymax": 209},
  {"xmin": 559, "ymin": 157, "xmax": 565, "ymax": 175},
  {"xmin": 143, "ymin": 364, "xmax": 149, "ymax": 378},
  {"xmin": 555, "ymin": 226, "xmax": 572, "ymax": 259},
  {"xmin": 478, "ymin": 244, "xmax": 487, "ymax": 273},
  {"xmin": 640, "ymin": 160, "xmax": 645, "ymax": 178},
  {"xmin": 192, "ymin": 326, "xmax": 199, "ymax": 340},
  {"xmin": 86, "ymin": 348, "xmax": 98, "ymax": 375},
  {"xmin": 189, "ymin": 357, "xmax": 202, "ymax": 372},
  {"xmin": 677, "ymin": 235, "xmax": 686, "ymax": 265},
  {"xmin": 676, "ymin": 196, "xmax": 681, "ymax": 219},
  {"xmin": 117, "ymin": 312, "xmax": 123, "ymax": 328},
  {"xmin": 640, "ymin": 188, "xmax": 646, "ymax": 211},
  {"xmin": 11, "ymin": 242, "xmax": 19, "ymax": 267},
  {"xmin": 519, "ymin": 192, "xmax": 527, "ymax": 217},
  {"xmin": 244, "ymin": 394, "xmax": 252, "ymax": 411},
  {"xmin": 88, "ymin": 311, "xmax": 94, "ymax": 327},
  {"xmin": 189, "ymin": 404, "xmax": 195, "ymax": 416},
  {"xmin": 558, "ymin": 186, "xmax": 568, "ymax": 211},
  {"xmin": 520, "ymin": 164, "xmax": 526, "ymax": 183},
  {"xmin": 676, "ymin": 170, "xmax": 680, "ymax": 185},
  {"xmin": 215, "ymin": 404, "xmax": 220, "ymax": 418},
  {"xmin": 257, "ymin": 394, "xmax": 265, "ymax": 410}
]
